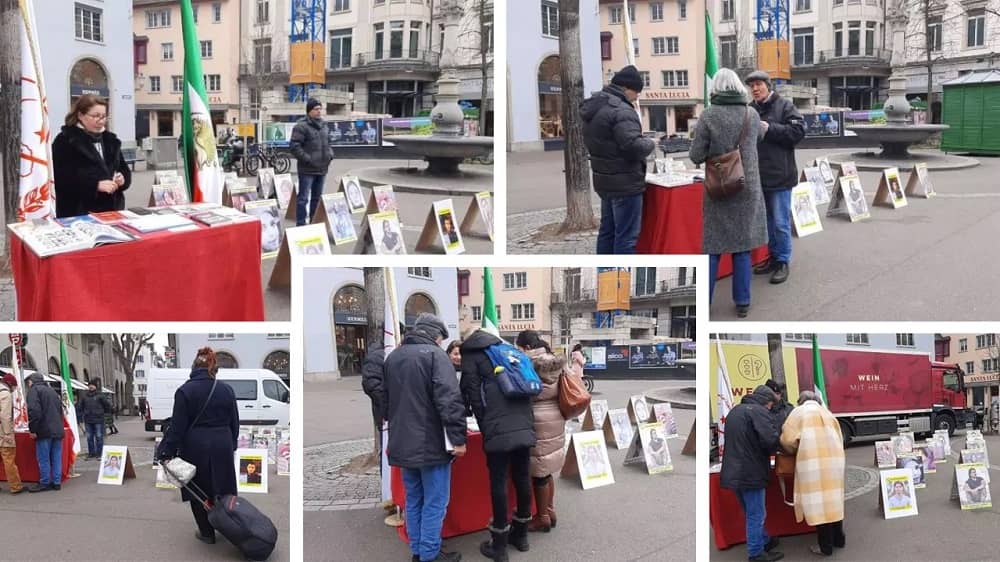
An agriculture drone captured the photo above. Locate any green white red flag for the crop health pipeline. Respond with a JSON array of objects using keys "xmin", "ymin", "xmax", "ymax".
[
  {"xmin": 705, "ymin": 10, "xmax": 720, "ymax": 107},
  {"xmin": 180, "ymin": 0, "xmax": 223, "ymax": 203},
  {"xmin": 18, "ymin": 0, "xmax": 54, "ymax": 220},
  {"xmin": 60, "ymin": 336, "xmax": 81, "ymax": 460},
  {"xmin": 481, "ymin": 268, "xmax": 499, "ymax": 336}
]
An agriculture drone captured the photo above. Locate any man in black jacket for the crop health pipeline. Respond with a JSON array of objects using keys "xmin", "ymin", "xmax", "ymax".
[
  {"xmin": 764, "ymin": 379, "xmax": 795, "ymax": 428},
  {"xmin": 76, "ymin": 380, "xmax": 111, "ymax": 460},
  {"xmin": 26, "ymin": 374, "xmax": 65, "ymax": 492},
  {"xmin": 746, "ymin": 71, "xmax": 805, "ymax": 285},
  {"xmin": 289, "ymin": 98, "xmax": 334, "ymax": 226},
  {"xmin": 720, "ymin": 385, "xmax": 783, "ymax": 562},
  {"xmin": 581, "ymin": 65, "xmax": 656, "ymax": 255},
  {"xmin": 385, "ymin": 313, "xmax": 466, "ymax": 562}
]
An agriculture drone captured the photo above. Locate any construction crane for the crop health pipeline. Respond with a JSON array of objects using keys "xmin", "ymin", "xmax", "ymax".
[
  {"xmin": 288, "ymin": 0, "xmax": 327, "ymax": 103},
  {"xmin": 754, "ymin": 0, "xmax": 790, "ymax": 84}
]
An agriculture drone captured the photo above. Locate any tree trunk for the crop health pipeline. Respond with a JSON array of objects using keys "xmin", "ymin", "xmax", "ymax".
[
  {"xmin": 767, "ymin": 333, "xmax": 785, "ymax": 384},
  {"xmin": 363, "ymin": 268, "xmax": 386, "ymax": 459},
  {"xmin": 478, "ymin": 0, "xmax": 489, "ymax": 136},
  {"xmin": 1, "ymin": 0, "xmax": 20, "ymax": 246},
  {"xmin": 925, "ymin": 0, "xmax": 933, "ymax": 123},
  {"xmin": 557, "ymin": 0, "xmax": 597, "ymax": 233}
]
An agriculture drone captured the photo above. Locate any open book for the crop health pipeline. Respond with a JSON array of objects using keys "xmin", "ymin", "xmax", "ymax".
[{"xmin": 10, "ymin": 220, "xmax": 136, "ymax": 258}]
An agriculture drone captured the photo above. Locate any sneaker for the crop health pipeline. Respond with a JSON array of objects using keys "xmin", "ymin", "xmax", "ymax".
[
  {"xmin": 431, "ymin": 552, "xmax": 461, "ymax": 562},
  {"xmin": 51, "ymin": 484, "xmax": 61, "ymax": 491},
  {"xmin": 765, "ymin": 538, "xmax": 780, "ymax": 552},
  {"xmin": 736, "ymin": 304, "xmax": 750, "ymax": 318},
  {"xmin": 27, "ymin": 484, "xmax": 50, "ymax": 493},
  {"xmin": 753, "ymin": 260, "xmax": 776, "ymax": 275},
  {"xmin": 770, "ymin": 263, "xmax": 789, "ymax": 284},
  {"xmin": 749, "ymin": 551, "xmax": 784, "ymax": 562}
]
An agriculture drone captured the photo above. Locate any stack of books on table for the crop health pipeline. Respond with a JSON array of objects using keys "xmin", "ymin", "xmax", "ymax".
[{"xmin": 9, "ymin": 217, "xmax": 137, "ymax": 258}]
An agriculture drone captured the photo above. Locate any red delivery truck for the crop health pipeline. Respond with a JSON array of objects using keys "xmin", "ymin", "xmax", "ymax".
[{"xmin": 793, "ymin": 346, "xmax": 973, "ymax": 445}]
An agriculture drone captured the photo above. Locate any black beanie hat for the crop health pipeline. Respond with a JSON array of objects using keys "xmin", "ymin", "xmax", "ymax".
[
  {"xmin": 306, "ymin": 98, "xmax": 322, "ymax": 112},
  {"xmin": 611, "ymin": 65, "xmax": 644, "ymax": 93}
]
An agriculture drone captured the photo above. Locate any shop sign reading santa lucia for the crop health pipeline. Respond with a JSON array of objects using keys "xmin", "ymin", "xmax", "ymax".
[{"xmin": 642, "ymin": 91, "xmax": 694, "ymax": 100}]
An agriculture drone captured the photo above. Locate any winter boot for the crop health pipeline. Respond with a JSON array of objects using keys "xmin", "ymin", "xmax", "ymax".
[
  {"xmin": 527, "ymin": 481, "xmax": 553, "ymax": 532},
  {"xmin": 509, "ymin": 514, "xmax": 531, "ymax": 553},
  {"xmin": 546, "ymin": 478, "xmax": 557, "ymax": 528},
  {"xmin": 479, "ymin": 523, "xmax": 508, "ymax": 562}
]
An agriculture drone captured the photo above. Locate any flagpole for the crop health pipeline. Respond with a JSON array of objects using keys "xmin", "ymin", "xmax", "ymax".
[
  {"xmin": 18, "ymin": 0, "xmax": 55, "ymax": 219},
  {"xmin": 620, "ymin": 0, "xmax": 642, "ymax": 122}
]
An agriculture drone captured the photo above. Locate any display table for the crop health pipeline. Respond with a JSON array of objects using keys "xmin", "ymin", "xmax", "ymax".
[
  {"xmin": 0, "ymin": 429, "xmax": 74, "ymax": 483},
  {"xmin": 390, "ymin": 431, "xmax": 529, "ymax": 543},
  {"xmin": 636, "ymin": 182, "xmax": 769, "ymax": 278},
  {"xmin": 11, "ymin": 220, "xmax": 265, "ymax": 320},
  {"xmin": 710, "ymin": 469, "xmax": 814, "ymax": 550}
]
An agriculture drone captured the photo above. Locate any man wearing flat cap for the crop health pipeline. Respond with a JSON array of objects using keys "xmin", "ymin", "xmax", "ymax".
[
  {"xmin": 745, "ymin": 70, "xmax": 805, "ymax": 285},
  {"xmin": 385, "ymin": 313, "xmax": 467, "ymax": 562},
  {"xmin": 581, "ymin": 65, "xmax": 656, "ymax": 254},
  {"xmin": 720, "ymin": 385, "xmax": 784, "ymax": 561}
]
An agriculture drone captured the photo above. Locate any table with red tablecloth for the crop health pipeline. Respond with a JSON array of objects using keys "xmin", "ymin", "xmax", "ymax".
[
  {"xmin": 636, "ymin": 181, "xmax": 769, "ymax": 278},
  {"xmin": 11, "ymin": 219, "xmax": 265, "ymax": 320},
  {"xmin": 390, "ymin": 431, "xmax": 530, "ymax": 543},
  {"xmin": 710, "ymin": 469, "xmax": 814, "ymax": 550},
  {"xmin": 0, "ymin": 428, "xmax": 74, "ymax": 483}
]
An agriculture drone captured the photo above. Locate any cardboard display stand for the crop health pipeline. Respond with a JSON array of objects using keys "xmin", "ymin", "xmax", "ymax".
[
  {"xmin": 872, "ymin": 167, "xmax": 908, "ymax": 209},
  {"xmin": 312, "ymin": 193, "xmax": 358, "ymax": 246},
  {"xmin": 257, "ymin": 168, "xmax": 276, "ymax": 199},
  {"xmin": 273, "ymin": 173, "xmax": 295, "ymax": 211},
  {"xmin": 604, "ymin": 408, "xmax": 634, "ymax": 450},
  {"xmin": 350, "ymin": 188, "xmax": 391, "ymax": 254},
  {"xmin": 561, "ymin": 430, "xmax": 615, "ymax": 490},
  {"xmin": 879, "ymin": 468, "xmax": 919, "ymax": 519},
  {"xmin": 226, "ymin": 185, "xmax": 259, "ymax": 213},
  {"xmin": 896, "ymin": 452, "xmax": 926, "ymax": 488},
  {"xmin": 951, "ymin": 462, "xmax": 991, "ymax": 509},
  {"xmin": 627, "ymin": 395, "xmax": 651, "ymax": 425},
  {"xmin": 244, "ymin": 199, "xmax": 284, "ymax": 259},
  {"xmin": 791, "ymin": 183, "xmax": 823, "ymax": 237},
  {"xmin": 828, "ymin": 175, "xmax": 870, "ymax": 222},
  {"xmin": 284, "ymin": 181, "xmax": 300, "ymax": 220},
  {"xmin": 681, "ymin": 420, "xmax": 696, "ymax": 456},
  {"xmin": 905, "ymin": 163, "xmax": 936, "ymax": 198},
  {"xmin": 624, "ymin": 422, "xmax": 673, "ymax": 474},
  {"xmin": 235, "ymin": 448, "xmax": 269, "ymax": 494},
  {"xmin": 97, "ymin": 445, "xmax": 136, "ymax": 486},
  {"xmin": 800, "ymin": 167, "xmax": 830, "ymax": 205},
  {"xmin": 414, "ymin": 199, "xmax": 466, "ymax": 255},
  {"xmin": 268, "ymin": 223, "xmax": 331, "ymax": 288},
  {"xmin": 341, "ymin": 176, "xmax": 367, "ymax": 214},
  {"xmin": 874, "ymin": 440, "xmax": 896, "ymax": 468},
  {"xmin": 149, "ymin": 177, "xmax": 189, "ymax": 207},
  {"xmin": 459, "ymin": 191, "xmax": 494, "ymax": 240},
  {"xmin": 814, "ymin": 157, "xmax": 838, "ymax": 189},
  {"xmin": 652, "ymin": 403, "xmax": 679, "ymax": 438},
  {"xmin": 581, "ymin": 399, "xmax": 609, "ymax": 430},
  {"xmin": 362, "ymin": 211, "xmax": 407, "ymax": 255}
]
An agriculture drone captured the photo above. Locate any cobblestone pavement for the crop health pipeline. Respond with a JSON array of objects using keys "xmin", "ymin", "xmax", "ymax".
[
  {"xmin": 507, "ymin": 204, "xmax": 600, "ymax": 254},
  {"xmin": 844, "ymin": 465, "xmax": 880, "ymax": 500},
  {"xmin": 304, "ymin": 438, "xmax": 382, "ymax": 512}
]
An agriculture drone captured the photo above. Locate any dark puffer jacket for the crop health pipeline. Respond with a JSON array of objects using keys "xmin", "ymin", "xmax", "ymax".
[
  {"xmin": 581, "ymin": 84, "xmax": 656, "ymax": 199},
  {"xmin": 460, "ymin": 331, "xmax": 536, "ymax": 454},
  {"xmin": 289, "ymin": 117, "xmax": 334, "ymax": 175},
  {"xmin": 720, "ymin": 393, "xmax": 780, "ymax": 490},
  {"xmin": 384, "ymin": 329, "xmax": 467, "ymax": 469},
  {"xmin": 76, "ymin": 390, "xmax": 111, "ymax": 425},
  {"xmin": 360, "ymin": 345, "xmax": 386, "ymax": 424},
  {"xmin": 26, "ymin": 377, "xmax": 65, "ymax": 440},
  {"xmin": 51, "ymin": 125, "xmax": 132, "ymax": 218},
  {"xmin": 750, "ymin": 92, "xmax": 805, "ymax": 190}
]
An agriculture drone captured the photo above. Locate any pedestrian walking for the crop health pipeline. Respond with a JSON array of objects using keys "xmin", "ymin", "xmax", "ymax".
[
  {"xmin": 76, "ymin": 380, "xmax": 111, "ymax": 459},
  {"xmin": 0, "ymin": 374, "xmax": 23, "ymax": 494},
  {"xmin": 779, "ymin": 391, "xmax": 847, "ymax": 557},
  {"xmin": 720, "ymin": 385, "xmax": 782, "ymax": 561},
  {"xmin": 156, "ymin": 348, "xmax": 240, "ymax": 545},
  {"xmin": 570, "ymin": 344, "xmax": 586, "ymax": 378},
  {"xmin": 289, "ymin": 98, "xmax": 334, "ymax": 226},
  {"xmin": 25, "ymin": 374, "xmax": 64, "ymax": 493},
  {"xmin": 384, "ymin": 313, "xmax": 467, "ymax": 562},
  {"xmin": 581, "ymin": 65, "xmax": 656, "ymax": 255},
  {"xmin": 461, "ymin": 329, "xmax": 536, "ymax": 561}
]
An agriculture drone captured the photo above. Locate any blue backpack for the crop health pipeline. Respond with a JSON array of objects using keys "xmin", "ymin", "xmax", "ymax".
[{"xmin": 484, "ymin": 342, "xmax": 543, "ymax": 399}]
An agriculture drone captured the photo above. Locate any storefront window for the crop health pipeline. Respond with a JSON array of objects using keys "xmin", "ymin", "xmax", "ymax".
[{"xmin": 537, "ymin": 55, "xmax": 563, "ymax": 139}]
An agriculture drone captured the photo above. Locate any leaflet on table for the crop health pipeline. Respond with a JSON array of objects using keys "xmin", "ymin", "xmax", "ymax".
[
  {"xmin": 9, "ymin": 220, "xmax": 137, "ymax": 257},
  {"xmin": 645, "ymin": 170, "xmax": 703, "ymax": 188},
  {"xmin": 121, "ymin": 214, "xmax": 198, "ymax": 233},
  {"xmin": 91, "ymin": 210, "xmax": 141, "ymax": 224}
]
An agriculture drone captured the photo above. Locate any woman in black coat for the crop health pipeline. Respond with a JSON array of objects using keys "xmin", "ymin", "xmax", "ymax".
[
  {"xmin": 156, "ymin": 348, "xmax": 240, "ymax": 545},
  {"xmin": 51, "ymin": 94, "xmax": 131, "ymax": 218},
  {"xmin": 461, "ymin": 329, "xmax": 536, "ymax": 561}
]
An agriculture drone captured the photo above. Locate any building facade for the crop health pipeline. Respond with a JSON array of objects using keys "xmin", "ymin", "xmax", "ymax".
[
  {"xmin": 175, "ymin": 333, "xmax": 291, "ymax": 383},
  {"xmin": 303, "ymin": 267, "xmax": 460, "ymax": 379},
  {"xmin": 507, "ymin": 0, "xmax": 603, "ymax": 151},
  {"xmin": 32, "ymin": 0, "xmax": 137, "ymax": 147},
  {"xmin": 599, "ymin": 0, "xmax": 706, "ymax": 135},
  {"xmin": 939, "ymin": 333, "xmax": 1000, "ymax": 417},
  {"xmin": 133, "ymin": 0, "xmax": 242, "ymax": 141},
  {"xmin": 458, "ymin": 268, "xmax": 553, "ymax": 342},
  {"xmin": 715, "ymin": 333, "xmax": 936, "ymax": 357}
]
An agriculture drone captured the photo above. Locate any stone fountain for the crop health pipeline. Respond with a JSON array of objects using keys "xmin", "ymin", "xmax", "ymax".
[{"xmin": 356, "ymin": 0, "xmax": 493, "ymax": 195}]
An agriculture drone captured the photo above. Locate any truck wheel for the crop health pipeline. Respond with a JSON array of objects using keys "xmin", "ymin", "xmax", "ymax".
[
  {"xmin": 839, "ymin": 420, "xmax": 853, "ymax": 448},
  {"xmin": 934, "ymin": 413, "xmax": 956, "ymax": 436}
]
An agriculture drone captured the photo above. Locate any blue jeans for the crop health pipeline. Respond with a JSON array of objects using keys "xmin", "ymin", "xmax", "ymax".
[
  {"xmin": 296, "ymin": 173, "xmax": 326, "ymax": 226},
  {"xmin": 764, "ymin": 188, "xmax": 793, "ymax": 264},
  {"xmin": 85, "ymin": 422, "xmax": 104, "ymax": 457},
  {"xmin": 402, "ymin": 463, "xmax": 452, "ymax": 562},
  {"xmin": 35, "ymin": 437, "xmax": 63, "ymax": 486},
  {"xmin": 709, "ymin": 252, "xmax": 751, "ymax": 306},
  {"xmin": 596, "ymin": 194, "xmax": 643, "ymax": 254},
  {"xmin": 736, "ymin": 488, "xmax": 769, "ymax": 557}
]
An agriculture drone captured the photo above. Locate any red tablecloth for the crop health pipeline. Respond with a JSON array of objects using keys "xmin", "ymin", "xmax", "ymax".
[
  {"xmin": 636, "ymin": 182, "xmax": 769, "ymax": 278},
  {"xmin": 391, "ymin": 431, "xmax": 529, "ymax": 542},
  {"xmin": 0, "ymin": 429, "xmax": 74, "ymax": 483},
  {"xmin": 710, "ymin": 470, "xmax": 814, "ymax": 550},
  {"xmin": 11, "ymin": 220, "xmax": 265, "ymax": 320}
]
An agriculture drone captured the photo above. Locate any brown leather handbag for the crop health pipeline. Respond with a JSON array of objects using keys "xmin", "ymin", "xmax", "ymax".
[
  {"xmin": 775, "ymin": 452, "xmax": 796, "ymax": 476},
  {"xmin": 558, "ymin": 368, "xmax": 591, "ymax": 420},
  {"xmin": 704, "ymin": 108, "xmax": 751, "ymax": 200}
]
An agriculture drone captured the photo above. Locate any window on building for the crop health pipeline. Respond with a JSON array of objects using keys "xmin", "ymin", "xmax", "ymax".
[
  {"xmin": 204, "ymin": 74, "xmax": 221, "ymax": 91},
  {"xmin": 833, "ymin": 23, "xmax": 843, "ymax": 57},
  {"xmin": 610, "ymin": 5, "xmax": 622, "ymax": 24},
  {"xmin": 149, "ymin": 76, "xmax": 160, "ymax": 93},
  {"xmin": 408, "ymin": 267, "xmax": 432, "ymax": 279},
  {"xmin": 983, "ymin": 358, "xmax": 999, "ymax": 373},
  {"xmin": 634, "ymin": 267, "xmax": 657, "ymax": 296},
  {"xmin": 254, "ymin": 39, "xmax": 272, "ymax": 73},
  {"xmin": 846, "ymin": 333, "xmax": 870, "ymax": 345},
  {"xmin": 670, "ymin": 305, "xmax": 696, "ymax": 339},
  {"xmin": 722, "ymin": 0, "xmax": 735, "ymax": 21},
  {"xmin": 256, "ymin": 0, "xmax": 269, "ymax": 24},
  {"xmin": 650, "ymin": 2, "xmax": 663, "ymax": 21},
  {"xmin": 720, "ymin": 36, "xmax": 737, "ymax": 68},
  {"xmin": 249, "ymin": 88, "xmax": 260, "ymax": 119},
  {"xmin": 715, "ymin": 334, "xmax": 753, "ymax": 341},
  {"xmin": 334, "ymin": 0, "xmax": 351, "ymax": 12},
  {"xmin": 793, "ymin": 27, "xmax": 814, "ymax": 65},
  {"xmin": 848, "ymin": 21, "xmax": 860, "ymax": 56},
  {"xmin": 171, "ymin": 75, "xmax": 183, "ymax": 92},
  {"xmin": 865, "ymin": 22, "xmax": 876, "ymax": 55},
  {"xmin": 496, "ymin": 305, "xmax": 501, "ymax": 320},
  {"xmin": 330, "ymin": 29, "xmax": 352, "ymax": 69},
  {"xmin": 960, "ymin": 338, "xmax": 968, "ymax": 352},
  {"xmin": 662, "ymin": 70, "xmax": 676, "ymax": 87},
  {"xmin": 678, "ymin": 267, "xmax": 690, "ymax": 285},
  {"xmin": 389, "ymin": 20, "xmax": 404, "ymax": 58},
  {"xmin": 795, "ymin": 0, "xmax": 811, "ymax": 11},
  {"xmin": 209, "ymin": 333, "xmax": 235, "ymax": 340},
  {"xmin": 162, "ymin": 42, "xmax": 174, "ymax": 61},
  {"xmin": 977, "ymin": 334, "xmax": 997, "ymax": 349},
  {"xmin": 75, "ymin": 4, "xmax": 103, "ymax": 42},
  {"xmin": 896, "ymin": 333, "xmax": 915, "ymax": 347},
  {"xmin": 512, "ymin": 303, "xmax": 536, "ymax": 320},
  {"xmin": 966, "ymin": 361, "xmax": 975, "ymax": 374},
  {"xmin": 457, "ymin": 272, "xmax": 470, "ymax": 296},
  {"xmin": 201, "ymin": 40, "xmax": 213, "ymax": 58},
  {"xmin": 542, "ymin": 2, "xmax": 559, "ymax": 37},
  {"xmin": 213, "ymin": 3, "xmax": 222, "ymax": 22},
  {"xmin": 192, "ymin": 5, "xmax": 198, "ymax": 23},
  {"xmin": 666, "ymin": 37, "xmax": 679, "ymax": 54},
  {"xmin": 632, "ymin": 37, "xmax": 639, "ymax": 57},
  {"xmin": 968, "ymin": 9, "xmax": 986, "ymax": 48},
  {"xmin": 927, "ymin": 17, "xmax": 942, "ymax": 52},
  {"xmin": 503, "ymin": 272, "xmax": 528, "ymax": 290},
  {"xmin": 640, "ymin": 71, "xmax": 650, "ymax": 89},
  {"xmin": 146, "ymin": 9, "xmax": 171, "ymax": 29},
  {"xmin": 678, "ymin": 0, "xmax": 687, "ymax": 19},
  {"xmin": 136, "ymin": 42, "xmax": 147, "ymax": 64},
  {"xmin": 785, "ymin": 333, "xmax": 814, "ymax": 342},
  {"xmin": 652, "ymin": 37, "xmax": 665, "ymax": 55},
  {"xmin": 472, "ymin": 306, "xmax": 482, "ymax": 321},
  {"xmin": 409, "ymin": 21, "xmax": 421, "ymax": 58},
  {"xmin": 374, "ymin": 23, "xmax": 384, "ymax": 59}
]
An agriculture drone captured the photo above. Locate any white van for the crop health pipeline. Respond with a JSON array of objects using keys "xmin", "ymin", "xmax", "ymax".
[{"xmin": 144, "ymin": 368, "xmax": 290, "ymax": 432}]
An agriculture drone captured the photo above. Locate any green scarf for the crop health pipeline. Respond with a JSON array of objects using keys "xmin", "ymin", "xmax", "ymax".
[{"xmin": 710, "ymin": 91, "xmax": 748, "ymax": 106}]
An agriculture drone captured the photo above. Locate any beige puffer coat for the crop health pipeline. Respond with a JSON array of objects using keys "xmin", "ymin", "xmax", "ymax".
[
  {"xmin": 528, "ymin": 348, "xmax": 568, "ymax": 478},
  {"xmin": 0, "ymin": 385, "xmax": 15, "ymax": 448}
]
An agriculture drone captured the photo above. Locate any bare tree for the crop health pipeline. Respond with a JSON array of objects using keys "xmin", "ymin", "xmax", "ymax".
[
  {"xmin": 239, "ymin": 20, "xmax": 289, "ymax": 138},
  {"xmin": 456, "ymin": 0, "xmax": 494, "ymax": 135},
  {"xmin": 363, "ymin": 267, "xmax": 385, "ymax": 464},
  {"xmin": 557, "ymin": 0, "xmax": 597, "ymax": 232},
  {"xmin": 767, "ymin": 333, "xmax": 785, "ymax": 384},
  {"xmin": 1, "ymin": 0, "xmax": 19, "ymax": 244},
  {"xmin": 111, "ymin": 334, "xmax": 155, "ymax": 415}
]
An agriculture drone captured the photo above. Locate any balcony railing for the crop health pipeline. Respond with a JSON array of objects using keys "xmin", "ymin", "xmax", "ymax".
[
  {"xmin": 340, "ymin": 49, "xmax": 440, "ymax": 72},
  {"xmin": 793, "ymin": 48, "xmax": 891, "ymax": 68},
  {"xmin": 239, "ymin": 60, "xmax": 288, "ymax": 76}
]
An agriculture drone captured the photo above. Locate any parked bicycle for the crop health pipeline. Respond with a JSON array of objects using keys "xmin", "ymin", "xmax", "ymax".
[
  {"xmin": 257, "ymin": 142, "xmax": 292, "ymax": 174},
  {"xmin": 218, "ymin": 138, "xmax": 259, "ymax": 176},
  {"xmin": 582, "ymin": 374, "xmax": 594, "ymax": 393}
]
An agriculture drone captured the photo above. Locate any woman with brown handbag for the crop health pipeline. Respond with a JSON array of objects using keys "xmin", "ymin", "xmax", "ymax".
[
  {"xmin": 516, "ymin": 330, "xmax": 568, "ymax": 534},
  {"xmin": 688, "ymin": 68, "xmax": 768, "ymax": 318}
]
